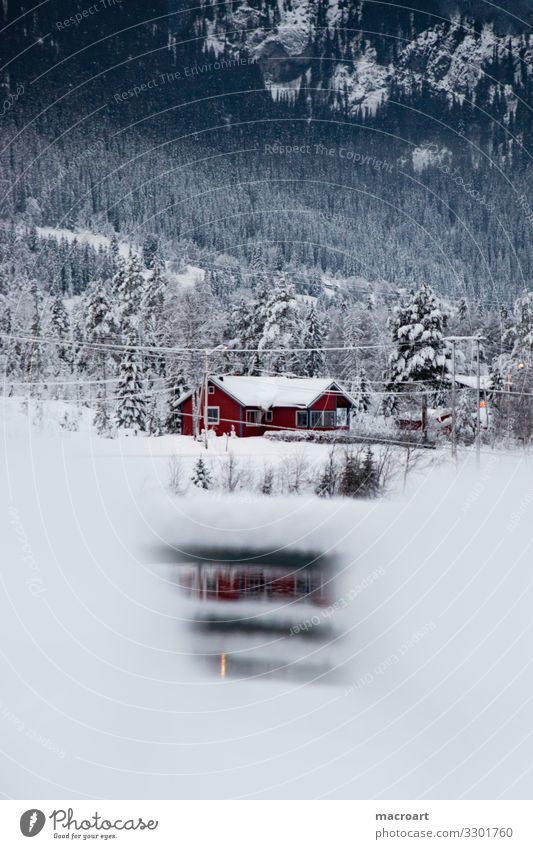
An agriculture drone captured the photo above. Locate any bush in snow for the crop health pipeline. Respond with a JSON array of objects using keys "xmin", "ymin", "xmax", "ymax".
[
  {"xmin": 191, "ymin": 456, "xmax": 212, "ymax": 490},
  {"xmin": 168, "ymin": 456, "xmax": 188, "ymax": 495},
  {"xmin": 338, "ymin": 447, "xmax": 381, "ymax": 498},
  {"xmin": 259, "ymin": 465, "xmax": 276, "ymax": 495},
  {"xmin": 455, "ymin": 390, "xmax": 476, "ymax": 445},
  {"xmin": 280, "ymin": 450, "xmax": 310, "ymax": 494},
  {"xmin": 217, "ymin": 452, "xmax": 243, "ymax": 493},
  {"xmin": 94, "ymin": 398, "xmax": 113, "ymax": 436},
  {"xmin": 338, "ymin": 450, "xmax": 363, "ymax": 497}
]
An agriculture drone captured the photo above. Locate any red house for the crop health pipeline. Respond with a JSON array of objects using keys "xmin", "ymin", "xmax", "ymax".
[{"xmin": 176, "ymin": 374, "xmax": 355, "ymax": 437}]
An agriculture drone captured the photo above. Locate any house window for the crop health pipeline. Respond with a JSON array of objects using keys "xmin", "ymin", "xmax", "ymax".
[
  {"xmin": 208, "ymin": 385, "xmax": 215, "ymax": 395},
  {"xmin": 296, "ymin": 411, "xmax": 308, "ymax": 429},
  {"xmin": 310, "ymin": 410, "xmax": 336, "ymax": 428},
  {"xmin": 207, "ymin": 407, "xmax": 220, "ymax": 425},
  {"xmin": 246, "ymin": 410, "xmax": 263, "ymax": 426},
  {"xmin": 265, "ymin": 411, "xmax": 273, "ymax": 423},
  {"xmin": 336, "ymin": 407, "xmax": 348, "ymax": 427}
]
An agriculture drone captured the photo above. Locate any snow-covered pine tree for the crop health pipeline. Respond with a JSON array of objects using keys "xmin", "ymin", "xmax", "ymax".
[
  {"xmin": 94, "ymin": 398, "xmax": 112, "ymax": 437},
  {"xmin": 360, "ymin": 447, "xmax": 379, "ymax": 498},
  {"xmin": 506, "ymin": 289, "xmax": 533, "ymax": 364},
  {"xmin": 455, "ymin": 389, "xmax": 476, "ymax": 444},
  {"xmin": 115, "ymin": 348, "xmax": 146, "ymax": 434},
  {"xmin": 166, "ymin": 359, "xmax": 189, "ymax": 433},
  {"xmin": 141, "ymin": 260, "xmax": 165, "ymax": 338},
  {"xmin": 142, "ymin": 234, "xmax": 159, "ymax": 270},
  {"xmin": 114, "ymin": 255, "xmax": 144, "ymax": 342},
  {"xmin": 191, "ymin": 456, "xmax": 211, "ymax": 489},
  {"xmin": 50, "ymin": 293, "xmax": 71, "ymax": 365},
  {"xmin": 257, "ymin": 272, "xmax": 301, "ymax": 374},
  {"xmin": 351, "ymin": 366, "xmax": 372, "ymax": 415},
  {"xmin": 110, "ymin": 235, "xmax": 120, "ymax": 272},
  {"xmin": 388, "ymin": 283, "xmax": 450, "ymax": 386},
  {"xmin": 246, "ymin": 280, "xmax": 270, "ymax": 374},
  {"xmin": 338, "ymin": 450, "xmax": 363, "ymax": 497},
  {"xmin": 85, "ymin": 279, "xmax": 116, "ymax": 349},
  {"xmin": 0, "ymin": 293, "xmax": 14, "ymax": 382},
  {"xmin": 315, "ymin": 449, "xmax": 337, "ymax": 497},
  {"xmin": 381, "ymin": 389, "xmax": 399, "ymax": 418},
  {"xmin": 84, "ymin": 279, "xmax": 117, "ymax": 433},
  {"xmin": 301, "ymin": 304, "xmax": 326, "ymax": 377},
  {"xmin": 24, "ymin": 279, "xmax": 44, "ymax": 395}
]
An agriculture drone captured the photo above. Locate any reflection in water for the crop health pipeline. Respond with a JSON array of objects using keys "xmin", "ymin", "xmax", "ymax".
[
  {"xmin": 168, "ymin": 549, "xmax": 342, "ymax": 683},
  {"xmin": 179, "ymin": 562, "xmax": 331, "ymax": 605}
]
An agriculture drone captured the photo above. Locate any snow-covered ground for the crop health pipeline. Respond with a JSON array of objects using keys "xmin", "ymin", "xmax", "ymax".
[{"xmin": 1, "ymin": 399, "xmax": 533, "ymax": 799}]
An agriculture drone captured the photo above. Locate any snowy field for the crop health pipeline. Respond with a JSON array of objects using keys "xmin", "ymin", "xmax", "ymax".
[{"xmin": 1, "ymin": 398, "xmax": 533, "ymax": 799}]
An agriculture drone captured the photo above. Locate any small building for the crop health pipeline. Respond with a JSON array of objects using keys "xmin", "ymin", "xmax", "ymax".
[{"xmin": 176, "ymin": 374, "xmax": 355, "ymax": 437}]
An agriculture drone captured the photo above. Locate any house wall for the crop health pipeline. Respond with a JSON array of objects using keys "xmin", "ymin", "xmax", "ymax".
[
  {"xmin": 179, "ymin": 386, "xmax": 351, "ymax": 437},
  {"xmin": 180, "ymin": 383, "xmax": 242, "ymax": 437}
]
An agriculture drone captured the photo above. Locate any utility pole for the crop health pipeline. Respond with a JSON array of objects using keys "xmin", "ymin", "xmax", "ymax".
[
  {"xmin": 203, "ymin": 348, "xmax": 209, "ymax": 449},
  {"xmin": 202, "ymin": 344, "xmax": 228, "ymax": 449},
  {"xmin": 421, "ymin": 390, "xmax": 428, "ymax": 444},
  {"xmin": 475, "ymin": 336, "xmax": 481, "ymax": 467},
  {"xmin": 451, "ymin": 338, "xmax": 457, "ymax": 462},
  {"xmin": 445, "ymin": 335, "xmax": 485, "ymax": 466}
]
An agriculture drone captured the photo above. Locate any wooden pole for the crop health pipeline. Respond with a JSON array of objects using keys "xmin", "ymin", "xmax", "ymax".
[
  {"xmin": 451, "ymin": 339, "xmax": 457, "ymax": 462},
  {"xmin": 203, "ymin": 348, "xmax": 209, "ymax": 449},
  {"xmin": 476, "ymin": 337, "xmax": 481, "ymax": 466}
]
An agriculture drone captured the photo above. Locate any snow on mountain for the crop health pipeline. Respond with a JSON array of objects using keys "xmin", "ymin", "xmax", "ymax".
[
  {"xmin": 331, "ymin": 48, "xmax": 390, "ymax": 118},
  {"xmin": 200, "ymin": 1, "xmax": 532, "ymax": 118}
]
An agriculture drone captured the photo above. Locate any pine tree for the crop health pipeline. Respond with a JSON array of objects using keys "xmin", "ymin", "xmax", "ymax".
[
  {"xmin": 142, "ymin": 234, "xmax": 159, "ymax": 270},
  {"xmin": 338, "ymin": 451, "xmax": 363, "ymax": 497},
  {"xmin": 114, "ymin": 255, "xmax": 144, "ymax": 341},
  {"xmin": 115, "ymin": 349, "xmax": 146, "ymax": 434},
  {"xmin": 360, "ymin": 447, "xmax": 379, "ymax": 498},
  {"xmin": 50, "ymin": 293, "xmax": 70, "ymax": 364},
  {"xmin": 24, "ymin": 280, "xmax": 44, "ymax": 394},
  {"xmin": 381, "ymin": 389, "xmax": 399, "ymax": 418},
  {"xmin": 191, "ymin": 456, "xmax": 211, "ymax": 489},
  {"xmin": 455, "ymin": 390, "xmax": 476, "ymax": 444},
  {"xmin": 301, "ymin": 304, "xmax": 326, "ymax": 377},
  {"xmin": 505, "ymin": 290, "xmax": 533, "ymax": 364},
  {"xmin": 94, "ymin": 398, "xmax": 112, "ymax": 437},
  {"xmin": 84, "ymin": 278, "xmax": 117, "ymax": 425},
  {"xmin": 166, "ymin": 360, "xmax": 189, "ymax": 433},
  {"xmin": 257, "ymin": 272, "xmax": 301, "ymax": 374},
  {"xmin": 315, "ymin": 449, "xmax": 337, "ymax": 497},
  {"xmin": 351, "ymin": 366, "xmax": 372, "ymax": 415},
  {"xmin": 388, "ymin": 283, "xmax": 450, "ymax": 386},
  {"xmin": 110, "ymin": 235, "xmax": 120, "ymax": 271},
  {"xmin": 141, "ymin": 261, "xmax": 165, "ymax": 343},
  {"xmin": 85, "ymin": 279, "xmax": 116, "ymax": 349}
]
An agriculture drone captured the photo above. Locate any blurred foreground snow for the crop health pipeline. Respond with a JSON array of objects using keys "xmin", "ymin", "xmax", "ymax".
[{"xmin": 1, "ymin": 401, "xmax": 532, "ymax": 799}]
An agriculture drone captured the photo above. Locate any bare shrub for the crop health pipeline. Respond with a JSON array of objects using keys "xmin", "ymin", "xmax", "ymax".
[
  {"xmin": 168, "ymin": 455, "xmax": 188, "ymax": 495},
  {"xmin": 281, "ymin": 450, "xmax": 310, "ymax": 494}
]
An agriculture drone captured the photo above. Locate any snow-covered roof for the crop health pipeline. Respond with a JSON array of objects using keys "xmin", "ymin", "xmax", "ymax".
[
  {"xmin": 178, "ymin": 375, "xmax": 355, "ymax": 411},
  {"xmin": 455, "ymin": 374, "xmax": 492, "ymax": 390}
]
